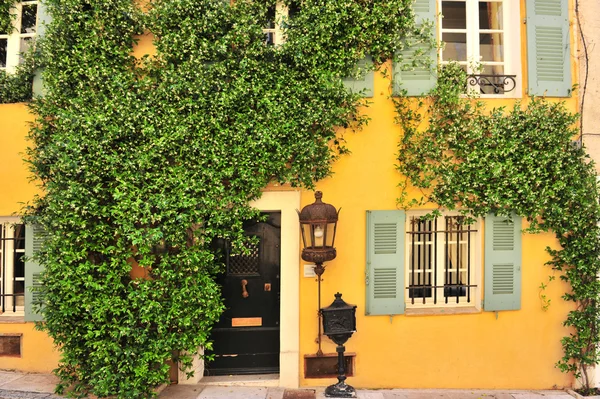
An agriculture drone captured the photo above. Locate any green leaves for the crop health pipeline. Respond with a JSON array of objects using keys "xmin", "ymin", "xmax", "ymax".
[
  {"xmin": 25, "ymin": 0, "xmax": 417, "ymax": 397},
  {"xmin": 395, "ymin": 63, "xmax": 600, "ymax": 391}
]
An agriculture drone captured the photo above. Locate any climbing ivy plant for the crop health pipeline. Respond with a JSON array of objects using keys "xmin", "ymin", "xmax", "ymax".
[
  {"xmin": 395, "ymin": 64, "xmax": 600, "ymax": 394},
  {"xmin": 26, "ymin": 0, "xmax": 417, "ymax": 397}
]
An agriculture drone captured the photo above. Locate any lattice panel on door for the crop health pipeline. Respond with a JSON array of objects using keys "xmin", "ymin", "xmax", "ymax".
[{"xmin": 228, "ymin": 240, "xmax": 260, "ymax": 276}]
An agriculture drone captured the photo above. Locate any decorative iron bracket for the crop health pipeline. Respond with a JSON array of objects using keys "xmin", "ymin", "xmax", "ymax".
[{"xmin": 467, "ymin": 74, "xmax": 517, "ymax": 94}]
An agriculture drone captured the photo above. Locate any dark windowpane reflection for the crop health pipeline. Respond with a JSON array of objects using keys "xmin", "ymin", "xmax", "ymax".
[
  {"xmin": 442, "ymin": 1, "xmax": 466, "ymax": 29},
  {"xmin": 265, "ymin": 4, "xmax": 276, "ymax": 29},
  {"xmin": 14, "ymin": 253, "xmax": 25, "ymax": 278},
  {"xmin": 289, "ymin": 1, "xmax": 300, "ymax": 19},
  {"xmin": 442, "ymin": 32, "xmax": 467, "ymax": 61},
  {"xmin": 21, "ymin": 4, "xmax": 38, "ymax": 34},
  {"xmin": 480, "ymin": 32, "xmax": 503, "ymax": 62},
  {"xmin": 479, "ymin": 1, "xmax": 503, "ymax": 30},
  {"xmin": 14, "ymin": 224, "xmax": 25, "ymax": 250},
  {"xmin": 0, "ymin": 39, "xmax": 7, "ymax": 67}
]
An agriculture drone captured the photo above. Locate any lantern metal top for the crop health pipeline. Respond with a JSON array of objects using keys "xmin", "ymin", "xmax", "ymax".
[{"xmin": 298, "ymin": 191, "xmax": 339, "ymax": 223}]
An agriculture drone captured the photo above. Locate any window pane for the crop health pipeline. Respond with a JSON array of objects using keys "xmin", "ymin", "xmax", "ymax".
[
  {"xmin": 264, "ymin": 31, "xmax": 274, "ymax": 45},
  {"xmin": 19, "ymin": 36, "xmax": 32, "ymax": 63},
  {"xmin": 479, "ymin": 1, "xmax": 503, "ymax": 30},
  {"xmin": 265, "ymin": 4, "xmax": 276, "ymax": 30},
  {"xmin": 0, "ymin": 38, "xmax": 7, "ymax": 67},
  {"xmin": 408, "ymin": 217, "xmax": 434, "ymax": 302},
  {"xmin": 14, "ymin": 253, "xmax": 24, "ymax": 278},
  {"xmin": 21, "ymin": 4, "xmax": 38, "ymax": 34},
  {"xmin": 442, "ymin": 1, "xmax": 466, "ymax": 29},
  {"xmin": 288, "ymin": 1, "xmax": 300, "ymax": 19},
  {"xmin": 442, "ymin": 32, "xmax": 467, "ymax": 61},
  {"xmin": 14, "ymin": 224, "xmax": 25, "ymax": 250},
  {"xmin": 14, "ymin": 281, "xmax": 25, "ymax": 306},
  {"xmin": 480, "ymin": 32, "xmax": 503, "ymax": 62}
]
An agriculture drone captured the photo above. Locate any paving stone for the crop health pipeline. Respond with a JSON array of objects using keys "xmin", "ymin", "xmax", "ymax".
[
  {"xmin": 356, "ymin": 390, "xmax": 385, "ymax": 399},
  {"xmin": 512, "ymin": 393, "xmax": 573, "ymax": 399},
  {"xmin": 0, "ymin": 374, "xmax": 58, "ymax": 393},
  {"xmin": 198, "ymin": 386, "xmax": 268, "ymax": 399},
  {"xmin": 0, "ymin": 389, "xmax": 61, "ymax": 399},
  {"xmin": 284, "ymin": 388, "xmax": 315, "ymax": 399},
  {"xmin": 0, "ymin": 372, "xmax": 27, "ymax": 388},
  {"xmin": 159, "ymin": 384, "xmax": 205, "ymax": 399},
  {"xmin": 267, "ymin": 387, "xmax": 285, "ymax": 399}
]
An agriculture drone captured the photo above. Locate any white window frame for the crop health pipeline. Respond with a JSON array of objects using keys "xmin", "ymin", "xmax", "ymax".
[
  {"xmin": 0, "ymin": 217, "xmax": 25, "ymax": 316},
  {"xmin": 0, "ymin": 0, "xmax": 38, "ymax": 74},
  {"xmin": 438, "ymin": 0, "xmax": 522, "ymax": 98},
  {"xmin": 404, "ymin": 211, "xmax": 482, "ymax": 309}
]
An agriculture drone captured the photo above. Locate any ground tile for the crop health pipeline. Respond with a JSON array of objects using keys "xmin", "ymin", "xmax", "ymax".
[
  {"xmin": 356, "ymin": 390, "xmax": 385, "ymax": 399},
  {"xmin": 512, "ymin": 393, "xmax": 573, "ymax": 399},
  {"xmin": 158, "ymin": 384, "xmax": 204, "ymax": 399},
  {"xmin": 0, "ymin": 373, "xmax": 58, "ymax": 393},
  {"xmin": 198, "ymin": 386, "xmax": 268, "ymax": 399},
  {"xmin": 0, "ymin": 372, "xmax": 27, "ymax": 388}
]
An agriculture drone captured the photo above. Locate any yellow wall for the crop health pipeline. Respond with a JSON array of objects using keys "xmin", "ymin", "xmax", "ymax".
[
  {"xmin": 0, "ymin": 103, "xmax": 57, "ymax": 372},
  {"xmin": 297, "ymin": 1, "xmax": 580, "ymax": 386}
]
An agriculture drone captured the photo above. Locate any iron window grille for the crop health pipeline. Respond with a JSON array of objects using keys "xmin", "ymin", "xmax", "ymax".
[{"xmin": 407, "ymin": 215, "xmax": 478, "ymax": 306}]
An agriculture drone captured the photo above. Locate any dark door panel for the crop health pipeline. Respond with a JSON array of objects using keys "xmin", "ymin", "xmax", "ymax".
[{"xmin": 206, "ymin": 212, "xmax": 281, "ymax": 376}]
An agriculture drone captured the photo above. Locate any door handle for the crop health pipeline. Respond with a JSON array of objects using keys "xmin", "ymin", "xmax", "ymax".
[{"xmin": 241, "ymin": 279, "xmax": 249, "ymax": 298}]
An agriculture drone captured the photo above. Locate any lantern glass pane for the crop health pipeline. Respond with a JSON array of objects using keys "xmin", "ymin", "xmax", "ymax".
[
  {"xmin": 313, "ymin": 223, "xmax": 326, "ymax": 248},
  {"xmin": 300, "ymin": 224, "xmax": 310, "ymax": 249},
  {"xmin": 325, "ymin": 222, "xmax": 336, "ymax": 247}
]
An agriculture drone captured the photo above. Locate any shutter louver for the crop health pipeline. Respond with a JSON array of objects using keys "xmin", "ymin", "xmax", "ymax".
[
  {"xmin": 343, "ymin": 56, "xmax": 374, "ymax": 98},
  {"xmin": 484, "ymin": 214, "xmax": 522, "ymax": 311},
  {"xmin": 526, "ymin": 0, "xmax": 571, "ymax": 97},
  {"xmin": 366, "ymin": 210, "xmax": 405, "ymax": 315},
  {"xmin": 392, "ymin": 0, "xmax": 437, "ymax": 96},
  {"xmin": 25, "ymin": 224, "xmax": 46, "ymax": 322}
]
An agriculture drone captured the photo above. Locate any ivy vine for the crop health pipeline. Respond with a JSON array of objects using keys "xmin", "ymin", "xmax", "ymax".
[
  {"xmin": 26, "ymin": 0, "xmax": 417, "ymax": 397},
  {"xmin": 395, "ymin": 63, "xmax": 600, "ymax": 394}
]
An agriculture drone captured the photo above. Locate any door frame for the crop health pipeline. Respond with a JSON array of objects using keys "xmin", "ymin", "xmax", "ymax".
[{"xmin": 199, "ymin": 190, "xmax": 301, "ymax": 388}]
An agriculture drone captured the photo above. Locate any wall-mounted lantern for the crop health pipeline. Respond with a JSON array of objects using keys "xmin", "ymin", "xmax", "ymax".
[
  {"xmin": 298, "ymin": 191, "xmax": 339, "ymax": 276},
  {"xmin": 298, "ymin": 191, "xmax": 340, "ymax": 356},
  {"xmin": 321, "ymin": 292, "xmax": 357, "ymax": 398}
]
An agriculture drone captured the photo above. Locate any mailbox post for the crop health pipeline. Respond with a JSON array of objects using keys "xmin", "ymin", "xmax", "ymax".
[{"xmin": 321, "ymin": 292, "xmax": 357, "ymax": 398}]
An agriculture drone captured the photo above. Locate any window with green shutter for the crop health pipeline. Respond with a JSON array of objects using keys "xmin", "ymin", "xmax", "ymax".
[
  {"xmin": 25, "ymin": 223, "xmax": 46, "ymax": 322},
  {"xmin": 0, "ymin": 219, "xmax": 26, "ymax": 315},
  {"xmin": 483, "ymin": 214, "xmax": 522, "ymax": 311},
  {"xmin": 526, "ymin": 0, "xmax": 571, "ymax": 97},
  {"xmin": 365, "ymin": 210, "xmax": 522, "ymax": 315},
  {"xmin": 392, "ymin": 0, "xmax": 437, "ymax": 96},
  {"xmin": 365, "ymin": 210, "xmax": 406, "ymax": 315}
]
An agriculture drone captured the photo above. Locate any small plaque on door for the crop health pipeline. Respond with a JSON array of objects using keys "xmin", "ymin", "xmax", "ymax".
[{"xmin": 231, "ymin": 317, "xmax": 262, "ymax": 327}]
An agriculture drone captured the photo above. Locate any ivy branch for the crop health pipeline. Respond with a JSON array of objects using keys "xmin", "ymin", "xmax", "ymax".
[
  {"xmin": 394, "ymin": 63, "xmax": 600, "ymax": 393},
  {"xmin": 25, "ymin": 0, "xmax": 418, "ymax": 397}
]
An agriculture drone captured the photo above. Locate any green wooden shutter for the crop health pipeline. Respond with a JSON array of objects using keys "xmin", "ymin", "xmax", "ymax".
[
  {"xmin": 526, "ymin": 0, "xmax": 571, "ymax": 97},
  {"xmin": 343, "ymin": 56, "xmax": 374, "ymax": 98},
  {"xmin": 392, "ymin": 0, "xmax": 437, "ymax": 96},
  {"xmin": 25, "ymin": 224, "xmax": 46, "ymax": 322},
  {"xmin": 484, "ymin": 214, "xmax": 522, "ymax": 311},
  {"xmin": 365, "ymin": 210, "xmax": 405, "ymax": 315},
  {"xmin": 32, "ymin": 1, "xmax": 51, "ymax": 97}
]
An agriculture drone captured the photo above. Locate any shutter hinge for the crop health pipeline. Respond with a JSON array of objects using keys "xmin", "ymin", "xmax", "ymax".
[{"xmin": 365, "ymin": 275, "xmax": 370, "ymax": 285}]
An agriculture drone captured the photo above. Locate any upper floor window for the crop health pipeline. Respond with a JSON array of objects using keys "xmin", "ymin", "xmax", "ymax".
[
  {"xmin": 439, "ymin": 0, "xmax": 521, "ymax": 96},
  {"xmin": 0, "ymin": 1, "xmax": 38, "ymax": 74},
  {"xmin": 263, "ymin": 1, "xmax": 299, "ymax": 46}
]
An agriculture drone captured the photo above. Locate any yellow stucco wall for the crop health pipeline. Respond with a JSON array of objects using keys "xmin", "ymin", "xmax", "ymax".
[
  {"xmin": 0, "ymin": 0, "xmax": 581, "ymax": 387},
  {"xmin": 297, "ymin": 0, "xmax": 580, "ymax": 387},
  {"xmin": 0, "ymin": 103, "xmax": 57, "ymax": 372}
]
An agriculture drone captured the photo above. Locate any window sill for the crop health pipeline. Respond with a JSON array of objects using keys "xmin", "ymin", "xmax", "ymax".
[
  {"xmin": 405, "ymin": 307, "xmax": 480, "ymax": 316},
  {"xmin": 0, "ymin": 314, "xmax": 25, "ymax": 323}
]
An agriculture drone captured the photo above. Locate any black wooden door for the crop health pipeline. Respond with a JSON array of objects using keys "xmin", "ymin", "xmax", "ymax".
[{"xmin": 206, "ymin": 212, "xmax": 281, "ymax": 375}]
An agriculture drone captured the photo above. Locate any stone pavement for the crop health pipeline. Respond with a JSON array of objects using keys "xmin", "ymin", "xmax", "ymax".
[{"xmin": 0, "ymin": 370, "xmax": 578, "ymax": 399}]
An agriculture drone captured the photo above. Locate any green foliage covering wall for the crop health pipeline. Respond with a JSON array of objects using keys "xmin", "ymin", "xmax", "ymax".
[
  {"xmin": 26, "ymin": 0, "xmax": 416, "ymax": 397},
  {"xmin": 395, "ymin": 64, "xmax": 600, "ymax": 392}
]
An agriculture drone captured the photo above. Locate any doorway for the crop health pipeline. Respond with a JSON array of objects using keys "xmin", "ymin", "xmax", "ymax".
[{"xmin": 205, "ymin": 212, "xmax": 281, "ymax": 375}]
